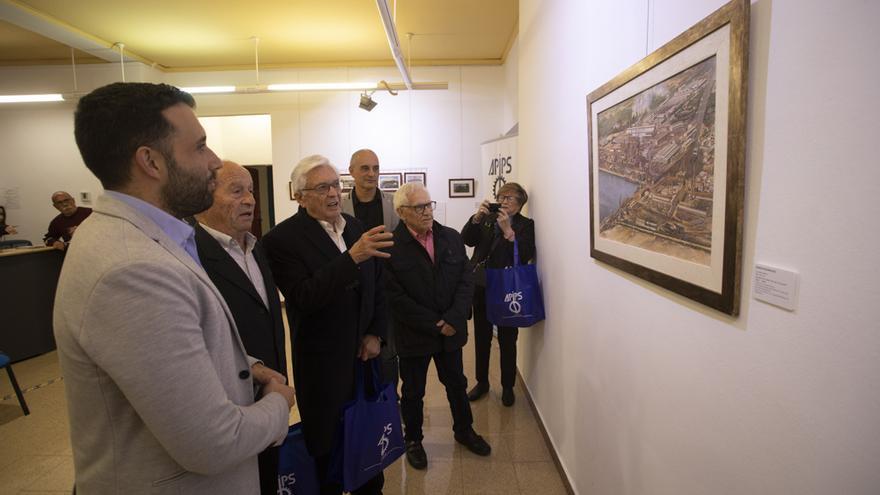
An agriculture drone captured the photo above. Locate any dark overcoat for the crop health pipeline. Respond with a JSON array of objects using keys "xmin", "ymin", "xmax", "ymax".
[
  {"xmin": 384, "ymin": 221, "xmax": 473, "ymax": 357},
  {"xmin": 461, "ymin": 212, "xmax": 536, "ymax": 285},
  {"xmin": 262, "ymin": 210, "xmax": 387, "ymax": 457},
  {"xmin": 195, "ymin": 224, "xmax": 287, "ymax": 376}
]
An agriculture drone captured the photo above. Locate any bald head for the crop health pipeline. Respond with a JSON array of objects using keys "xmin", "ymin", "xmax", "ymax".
[
  {"xmin": 196, "ymin": 160, "xmax": 255, "ymax": 246},
  {"xmin": 349, "ymin": 149, "xmax": 380, "ymax": 200}
]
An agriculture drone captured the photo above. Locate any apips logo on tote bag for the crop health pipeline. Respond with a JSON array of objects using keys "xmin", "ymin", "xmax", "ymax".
[
  {"xmin": 485, "ymin": 239, "xmax": 545, "ymax": 327},
  {"xmin": 329, "ymin": 359, "xmax": 404, "ymax": 492},
  {"xmin": 276, "ymin": 423, "xmax": 319, "ymax": 495}
]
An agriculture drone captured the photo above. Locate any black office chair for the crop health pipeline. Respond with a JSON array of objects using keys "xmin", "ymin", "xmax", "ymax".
[{"xmin": 0, "ymin": 351, "xmax": 30, "ymax": 415}]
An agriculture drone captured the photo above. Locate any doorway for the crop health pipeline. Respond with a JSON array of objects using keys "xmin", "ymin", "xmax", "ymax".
[{"xmin": 244, "ymin": 165, "xmax": 275, "ymax": 238}]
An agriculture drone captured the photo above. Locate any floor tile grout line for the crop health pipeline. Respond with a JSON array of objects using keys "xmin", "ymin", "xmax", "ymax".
[{"xmin": 1, "ymin": 376, "xmax": 64, "ymax": 401}]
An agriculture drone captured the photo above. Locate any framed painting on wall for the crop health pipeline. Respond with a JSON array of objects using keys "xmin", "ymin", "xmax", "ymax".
[
  {"xmin": 448, "ymin": 178, "xmax": 475, "ymax": 198},
  {"xmin": 586, "ymin": 0, "xmax": 748, "ymax": 315},
  {"xmin": 404, "ymin": 172, "xmax": 427, "ymax": 186},
  {"xmin": 339, "ymin": 174, "xmax": 356, "ymax": 193},
  {"xmin": 379, "ymin": 173, "xmax": 402, "ymax": 192}
]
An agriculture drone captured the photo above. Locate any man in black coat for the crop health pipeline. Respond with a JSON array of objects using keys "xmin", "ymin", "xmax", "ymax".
[
  {"xmin": 193, "ymin": 160, "xmax": 288, "ymax": 495},
  {"xmin": 384, "ymin": 182, "xmax": 491, "ymax": 471},
  {"xmin": 262, "ymin": 155, "xmax": 393, "ymax": 495}
]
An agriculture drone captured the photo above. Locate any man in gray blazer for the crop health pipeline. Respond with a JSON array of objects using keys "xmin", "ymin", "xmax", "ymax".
[
  {"xmin": 54, "ymin": 82, "xmax": 295, "ymax": 494},
  {"xmin": 341, "ymin": 148, "xmax": 401, "ymax": 388}
]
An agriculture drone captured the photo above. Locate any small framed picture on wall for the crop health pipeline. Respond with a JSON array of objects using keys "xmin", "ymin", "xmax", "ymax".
[
  {"xmin": 288, "ymin": 182, "xmax": 295, "ymax": 200},
  {"xmin": 340, "ymin": 174, "xmax": 356, "ymax": 193},
  {"xmin": 404, "ymin": 172, "xmax": 427, "ymax": 186},
  {"xmin": 379, "ymin": 173, "xmax": 402, "ymax": 192},
  {"xmin": 448, "ymin": 178, "xmax": 475, "ymax": 198}
]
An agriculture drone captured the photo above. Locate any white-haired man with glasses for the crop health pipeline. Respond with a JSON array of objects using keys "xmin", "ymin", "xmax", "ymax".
[
  {"xmin": 384, "ymin": 182, "xmax": 491, "ymax": 471},
  {"xmin": 262, "ymin": 154, "xmax": 393, "ymax": 495}
]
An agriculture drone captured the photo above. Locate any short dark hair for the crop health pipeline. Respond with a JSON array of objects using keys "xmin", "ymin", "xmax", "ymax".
[
  {"xmin": 498, "ymin": 182, "xmax": 528, "ymax": 206},
  {"xmin": 73, "ymin": 82, "xmax": 195, "ymax": 189}
]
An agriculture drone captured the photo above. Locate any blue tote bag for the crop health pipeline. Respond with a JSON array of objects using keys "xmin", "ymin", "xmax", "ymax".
[
  {"xmin": 277, "ymin": 422, "xmax": 320, "ymax": 495},
  {"xmin": 485, "ymin": 239, "xmax": 545, "ymax": 327},
  {"xmin": 330, "ymin": 359, "xmax": 404, "ymax": 492}
]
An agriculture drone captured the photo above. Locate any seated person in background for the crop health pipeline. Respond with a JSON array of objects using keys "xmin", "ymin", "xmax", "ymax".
[
  {"xmin": 193, "ymin": 160, "xmax": 288, "ymax": 495},
  {"xmin": 44, "ymin": 191, "xmax": 91, "ymax": 250},
  {"xmin": 384, "ymin": 182, "xmax": 491, "ymax": 471},
  {"xmin": 0, "ymin": 205, "xmax": 18, "ymax": 237}
]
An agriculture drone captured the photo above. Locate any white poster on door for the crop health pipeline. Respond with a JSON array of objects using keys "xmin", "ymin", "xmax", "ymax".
[{"xmin": 479, "ymin": 134, "xmax": 517, "ymax": 200}]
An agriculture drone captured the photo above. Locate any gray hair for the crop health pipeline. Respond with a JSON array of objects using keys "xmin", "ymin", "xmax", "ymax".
[
  {"xmin": 289, "ymin": 154, "xmax": 338, "ymax": 196},
  {"xmin": 393, "ymin": 182, "xmax": 429, "ymax": 211}
]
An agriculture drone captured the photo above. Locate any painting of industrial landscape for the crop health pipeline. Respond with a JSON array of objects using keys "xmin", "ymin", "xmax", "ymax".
[{"xmin": 596, "ymin": 56, "xmax": 717, "ymax": 266}]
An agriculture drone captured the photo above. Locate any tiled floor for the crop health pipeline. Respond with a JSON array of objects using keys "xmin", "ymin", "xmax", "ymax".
[{"xmin": 0, "ymin": 328, "xmax": 568, "ymax": 494}]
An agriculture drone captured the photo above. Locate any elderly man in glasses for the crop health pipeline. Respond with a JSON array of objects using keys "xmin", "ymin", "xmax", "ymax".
[
  {"xmin": 384, "ymin": 182, "xmax": 491, "ymax": 471},
  {"xmin": 44, "ymin": 191, "xmax": 92, "ymax": 250},
  {"xmin": 262, "ymin": 154, "xmax": 392, "ymax": 495}
]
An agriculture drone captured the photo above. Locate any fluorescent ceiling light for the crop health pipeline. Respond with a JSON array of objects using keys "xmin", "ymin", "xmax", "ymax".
[
  {"xmin": 267, "ymin": 82, "xmax": 378, "ymax": 92},
  {"xmin": 0, "ymin": 94, "xmax": 64, "ymax": 103},
  {"xmin": 180, "ymin": 86, "xmax": 236, "ymax": 94}
]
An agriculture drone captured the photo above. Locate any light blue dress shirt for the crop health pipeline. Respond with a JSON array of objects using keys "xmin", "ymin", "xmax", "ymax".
[{"xmin": 104, "ymin": 190, "xmax": 202, "ymax": 267}]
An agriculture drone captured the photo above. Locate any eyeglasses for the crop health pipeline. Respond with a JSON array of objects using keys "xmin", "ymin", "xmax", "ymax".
[
  {"xmin": 53, "ymin": 199, "xmax": 74, "ymax": 206},
  {"xmin": 302, "ymin": 181, "xmax": 342, "ymax": 195},
  {"xmin": 497, "ymin": 195, "xmax": 519, "ymax": 203},
  {"xmin": 400, "ymin": 201, "xmax": 437, "ymax": 214}
]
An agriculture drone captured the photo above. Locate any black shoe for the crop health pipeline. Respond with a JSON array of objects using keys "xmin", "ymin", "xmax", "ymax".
[
  {"xmin": 467, "ymin": 382, "xmax": 489, "ymax": 401},
  {"xmin": 454, "ymin": 429, "xmax": 491, "ymax": 456},
  {"xmin": 502, "ymin": 387, "xmax": 515, "ymax": 407},
  {"xmin": 405, "ymin": 441, "xmax": 427, "ymax": 469}
]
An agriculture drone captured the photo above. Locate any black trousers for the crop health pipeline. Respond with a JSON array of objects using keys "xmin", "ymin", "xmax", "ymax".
[
  {"xmin": 380, "ymin": 334, "xmax": 399, "ymax": 393},
  {"xmin": 258, "ymin": 446, "xmax": 280, "ymax": 495},
  {"xmin": 472, "ymin": 285, "xmax": 519, "ymax": 389},
  {"xmin": 314, "ymin": 453, "xmax": 385, "ymax": 495},
  {"xmin": 399, "ymin": 348, "xmax": 473, "ymax": 442}
]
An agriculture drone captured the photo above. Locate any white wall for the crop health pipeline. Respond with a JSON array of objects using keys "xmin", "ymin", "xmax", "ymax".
[
  {"xmin": 502, "ymin": 38, "xmax": 519, "ymax": 132},
  {"xmin": 199, "ymin": 114, "xmax": 273, "ymax": 166},
  {"xmin": 517, "ymin": 0, "xmax": 880, "ymax": 494},
  {"xmin": 0, "ymin": 64, "xmax": 507, "ymax": 242}
]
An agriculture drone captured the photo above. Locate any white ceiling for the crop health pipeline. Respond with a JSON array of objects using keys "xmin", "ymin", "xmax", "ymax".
[{"xmin": 0, "ymin": 0, "xmax": 518, "ymax": 71}]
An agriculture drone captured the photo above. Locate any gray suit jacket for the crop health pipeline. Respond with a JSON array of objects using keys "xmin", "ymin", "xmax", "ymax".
[
  {"xmin": 341, "ymin": 188, "xmax": 399, "ymax": 231},
  {"xmin": 53, "ymin": 194, "xmax": 289, "ymax": 494}
]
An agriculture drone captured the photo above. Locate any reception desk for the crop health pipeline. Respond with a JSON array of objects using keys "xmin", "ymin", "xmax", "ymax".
[{"xmin": 0, "ymin": 246, "xmax": 64, "ymax": 362}]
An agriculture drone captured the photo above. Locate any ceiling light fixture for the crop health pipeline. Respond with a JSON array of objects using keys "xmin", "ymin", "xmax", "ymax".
[
  {"xmin": 359, "ymin": 92, "xmax": 378, "ymax": 112},
  {"xmin": 375, "ymin": 0, "xmax": 413, "ymax": 89},
  {"xmin": 0, "ymin": 94, "xmax": 65, "ymax": 104},
  {"xmin": 268, "ymin": 82, "xmax": 378, "ymax": 92},
  {"xmin": 358, "ymin": 80, "xmax": 399, "ymax": 112},
  {"xmin": 179, "ymin": 86, "xmax": 237, "ymax": 94}
]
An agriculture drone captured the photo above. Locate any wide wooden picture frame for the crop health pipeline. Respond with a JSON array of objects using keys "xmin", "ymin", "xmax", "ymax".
[{"xmin": 587, "ymin": 0, "xmax": 748, "ymax": 315}]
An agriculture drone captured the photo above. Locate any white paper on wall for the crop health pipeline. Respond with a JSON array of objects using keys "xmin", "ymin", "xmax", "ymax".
[{"xmin": 2, "ymin": 187, "xmax": 21, "ymax": 209}]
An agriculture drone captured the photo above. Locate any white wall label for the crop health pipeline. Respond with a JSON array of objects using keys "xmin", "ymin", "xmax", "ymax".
[{"xmin": 753, "ymin": 264, "xmax": 799, "ymax": 311}]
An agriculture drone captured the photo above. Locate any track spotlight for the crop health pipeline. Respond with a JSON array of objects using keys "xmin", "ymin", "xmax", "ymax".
[{"xmin": 359, "ymin": 92, "xmax": 378, "ymax": 111}]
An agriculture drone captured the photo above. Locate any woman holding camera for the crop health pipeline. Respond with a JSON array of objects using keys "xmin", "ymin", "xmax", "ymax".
[{"xmin": 461, "ymin": 182, "xmax": 535, "ymax": 406}]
